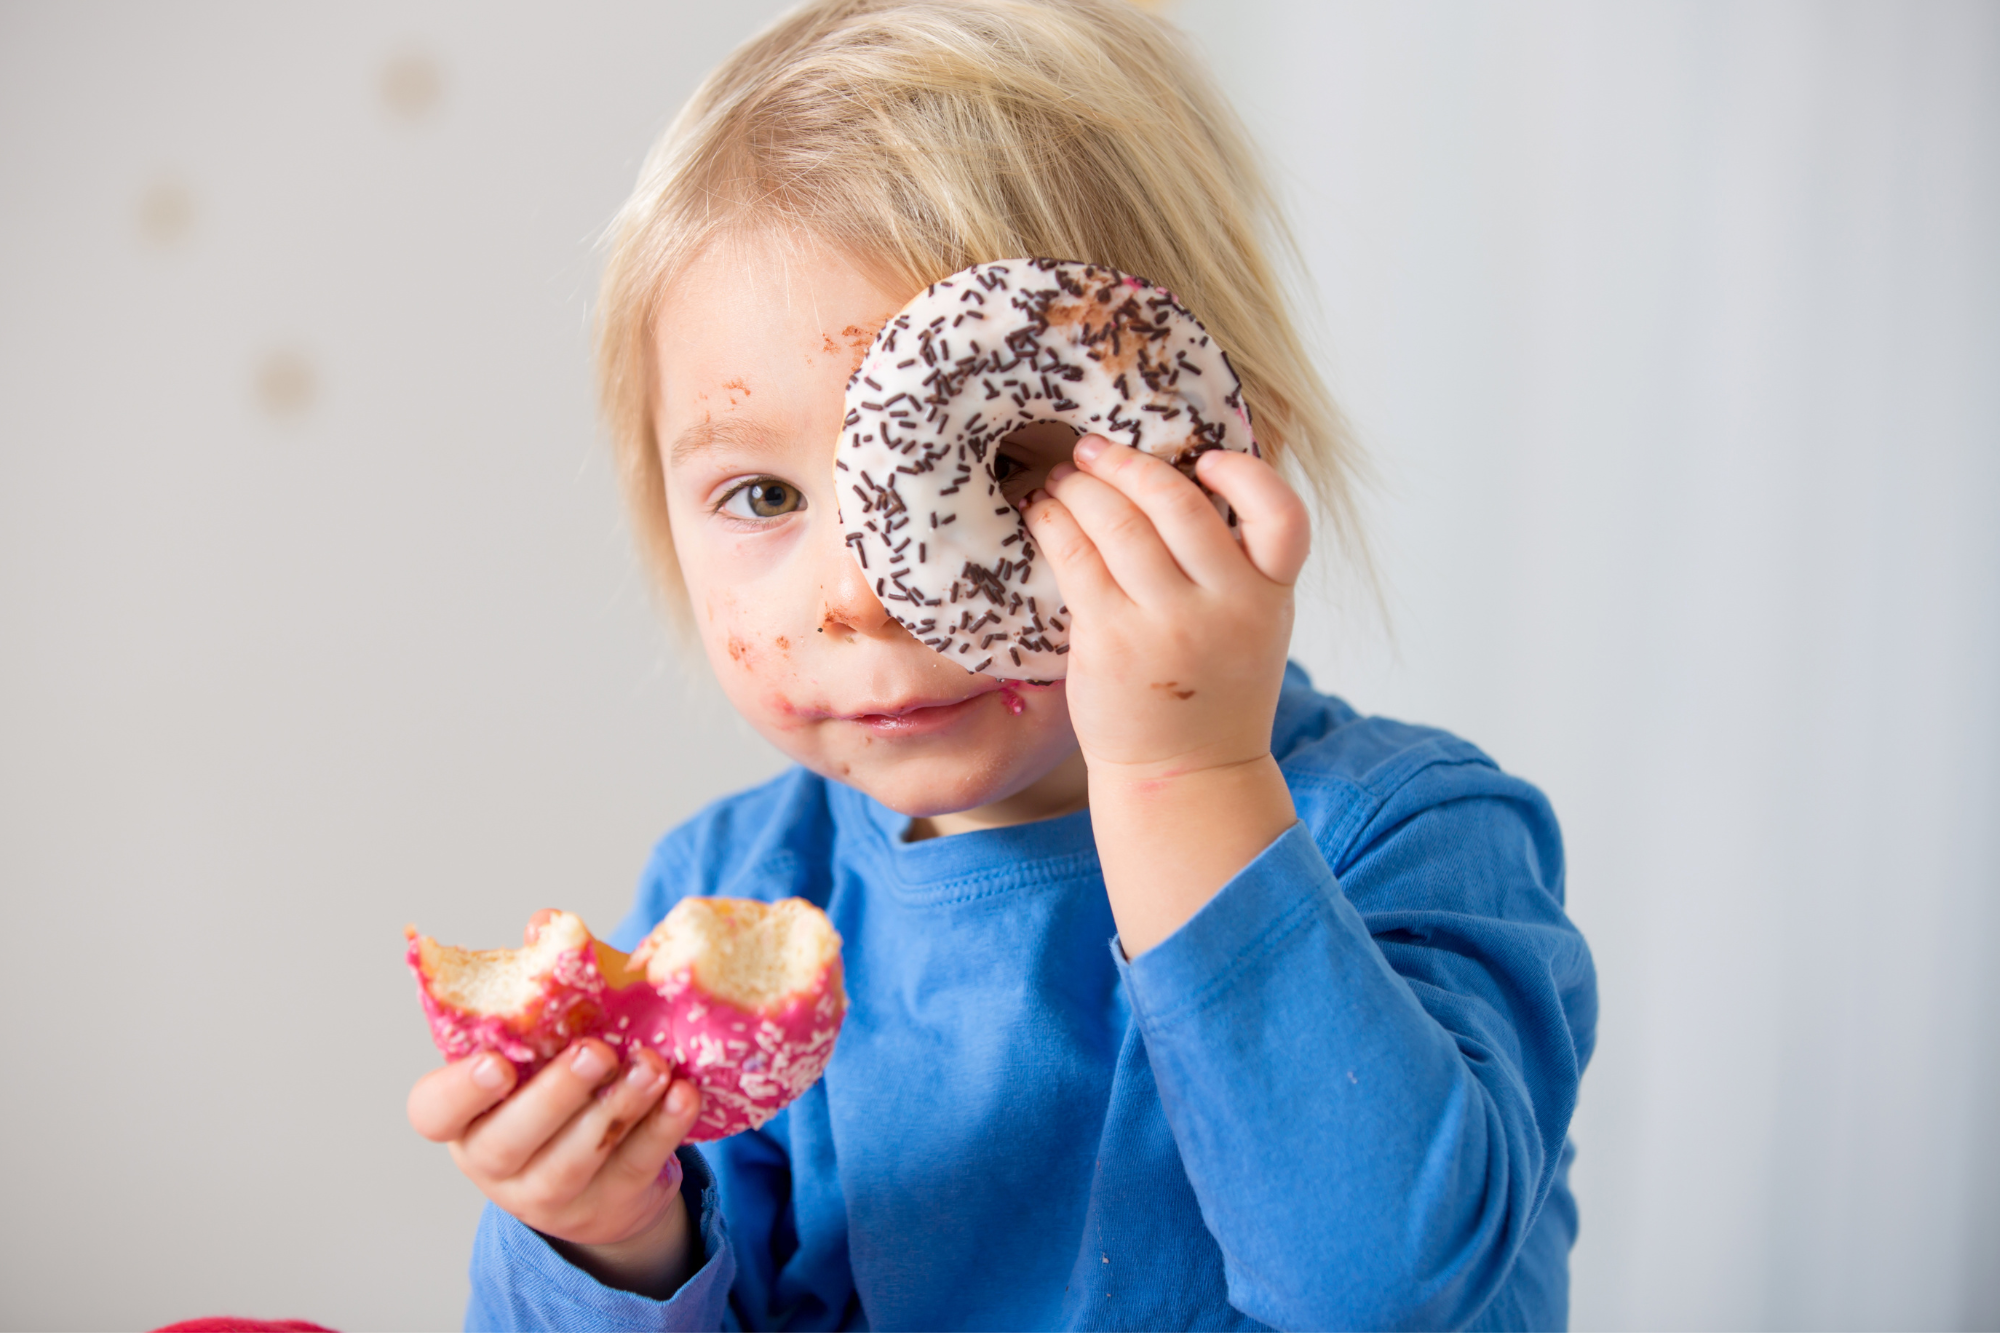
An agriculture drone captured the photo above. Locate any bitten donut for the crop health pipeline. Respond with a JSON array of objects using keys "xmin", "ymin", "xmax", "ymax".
[
  {"xmin": 838, "ymin": 258, "xmax": 1257, "ymax": 680},
  {"xmin": 407, "ymin": 898, "xmax": 845, "ymax": 1140}
]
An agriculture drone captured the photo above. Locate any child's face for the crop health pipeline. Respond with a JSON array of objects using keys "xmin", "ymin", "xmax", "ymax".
[{"xmin": 654, "ymin": 232, "xmax": 1082, "ymax": 821}]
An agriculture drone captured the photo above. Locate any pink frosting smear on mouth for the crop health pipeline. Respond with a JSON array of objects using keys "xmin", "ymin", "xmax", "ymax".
[{"xmin": 407, "ymin": 901, "xmax": 845, "ymax": 1141}]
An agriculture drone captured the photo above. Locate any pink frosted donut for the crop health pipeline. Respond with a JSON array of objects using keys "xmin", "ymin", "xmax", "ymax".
[
  {"xmin": 407, "ymin": 911, "xmax": 619, "ymax": 1073},
  {"xmin": 839, "ymin": 257, "xmax": 1257, "ymax": 680},
  {"xmin": 407, "ymin": 898, "xmax": 845, "ymax": 1141},
  {"xmin": 629, "ymin": 897, "xmax": 847, "ymax": 1142}
]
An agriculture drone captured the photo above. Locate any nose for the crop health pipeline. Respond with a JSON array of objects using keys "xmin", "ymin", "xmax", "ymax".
[{"xmin": 817, "ymin": 511, "xmax": 900, "ymax": 639}]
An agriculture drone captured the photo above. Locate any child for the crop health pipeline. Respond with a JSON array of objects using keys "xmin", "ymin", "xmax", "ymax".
[{"xmin": 407, "ymin": 1, "xmax": 1596, "ymax": 1328}]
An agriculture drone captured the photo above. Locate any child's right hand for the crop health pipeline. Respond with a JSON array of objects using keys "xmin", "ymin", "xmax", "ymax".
[{"xmin": 407, "ymin": 1039, "xmax": 705, "ymax": 1298}]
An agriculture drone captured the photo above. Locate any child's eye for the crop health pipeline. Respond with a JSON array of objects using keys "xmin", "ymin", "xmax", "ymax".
[
  {"xmin": 718, "ymin": 478, "xmax": 807, "ymax": 519},
  {"xmin": 991, "ymin": 452, "xmax": 1026, "ymax": 486}
]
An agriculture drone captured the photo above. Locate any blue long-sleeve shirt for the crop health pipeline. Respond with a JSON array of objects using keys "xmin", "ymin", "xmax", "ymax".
[{"xmin": 467, "ymin": 665, "xmax": 1597, "ymax": 1331}]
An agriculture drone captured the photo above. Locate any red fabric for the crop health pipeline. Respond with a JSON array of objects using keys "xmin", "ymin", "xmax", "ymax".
[{"xmin": 152, "ymin": 1312, "xmax": 338, "ymax": 1320}]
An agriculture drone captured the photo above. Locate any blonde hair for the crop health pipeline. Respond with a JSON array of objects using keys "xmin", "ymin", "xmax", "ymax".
[{"xmin": 597, "ymin": 0, "xmax": 1370, "ymax": 619}]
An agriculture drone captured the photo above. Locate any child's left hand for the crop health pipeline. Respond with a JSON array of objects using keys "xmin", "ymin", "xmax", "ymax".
[
  {"xmin": 1024, "ymin": 434, "xmax": 1309, "ymax": 781},
  {"xmin": 1022, "ymin": 434, "xmax": 1311, "ymax": 955}
]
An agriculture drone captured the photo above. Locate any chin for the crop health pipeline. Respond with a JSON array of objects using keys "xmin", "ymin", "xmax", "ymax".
[
  {"xmin": 838, "ymin": 762, "xmax": 1020, "ymax": 819},
  {"xmin": 873, "ymin": 789, "xmax": 990, "ymax": 821},
  {"xmin": 819, "ymin": 732, "xmax": 1069, "ymax": 819}
]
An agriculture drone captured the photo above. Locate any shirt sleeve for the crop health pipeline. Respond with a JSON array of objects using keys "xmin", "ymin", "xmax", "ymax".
[
  {"xmin": 464, "ymin": 1147, "xmax": 737, "ymax": 1332},
  {"xmin": 1114, "ymin": 768, "xmax": 1595, "ymax": 1331}
]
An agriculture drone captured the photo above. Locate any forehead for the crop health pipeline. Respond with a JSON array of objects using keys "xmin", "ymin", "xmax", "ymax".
[{"xmin": 653, "ymin": 233, "xmax": 907, "ymax": 406}]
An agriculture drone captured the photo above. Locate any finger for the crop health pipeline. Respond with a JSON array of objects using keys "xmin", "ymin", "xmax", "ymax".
[
  {"xmin": 1072, "ymin": 435, "xmax": 1244, "ymax": 589},
  {"xmin": 1194, "ymin": 450, "xmax": 1312, "ymax": 586},
  {"xmin": 521, "ymin": 1049, "xmax": 673, "ymax": 1204},
  {"xmin": 1044, "ymin": 458, "xmax": 1189, "ymax": 605},
  {"xmin": 1020, "ymin": 487, "xmax": 1127, "ymax": 616},
  {"xmin": 457, "ymin": 1039, "xmax": 619, "ymax": 1179},
  {"xmin": 408, "ymin": 1053, "xmax": 516, "ymax": 1143},
  {"xmin": 598, "ymin": 1077, "xmax": 704, "ymax": 1200}
]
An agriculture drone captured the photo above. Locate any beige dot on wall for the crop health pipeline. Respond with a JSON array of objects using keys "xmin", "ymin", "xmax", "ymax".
[
  {"xmin": 137, "ymin": 179, "xmax": 195, "ymax": 247},
  {"xmin": 254, "ymin": 350, "xmax": 317, "ymax": 418},
  {"xmin": 380, "ymin": 51, "xmax": 443, "ymax": 119}
]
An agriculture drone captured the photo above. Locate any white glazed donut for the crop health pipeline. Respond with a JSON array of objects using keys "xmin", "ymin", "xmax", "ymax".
[{"xmin": 838, "ymin": 258, "xmax": 1257, "ymax": 680}]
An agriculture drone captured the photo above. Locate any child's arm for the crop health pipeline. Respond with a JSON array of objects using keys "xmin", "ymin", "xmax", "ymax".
[
  {"xmin": 1026, "ymin": 436, "xmax": 1308, "ymax": 956},
  {"xmin": 438, "ymin": 850, "xmax": 851, "ymax": 1332},
  {"xmin": 1026, "ymin": 439, "xmax": 1590, "ymax": 1327},
  {"xmin": 1112, "ymin": 780, "xmax": 1586, "ymax": 1328}
]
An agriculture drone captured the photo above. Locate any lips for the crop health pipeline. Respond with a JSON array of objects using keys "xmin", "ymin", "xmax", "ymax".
[{"xmin": 840, "ymin": 684, "xmax": 1002, "ymax": 733}]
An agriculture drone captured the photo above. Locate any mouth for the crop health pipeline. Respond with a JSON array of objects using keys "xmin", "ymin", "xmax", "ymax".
[{"xmin": 839, "ymin": 683, "xmax": 1005, "ymax": 734}]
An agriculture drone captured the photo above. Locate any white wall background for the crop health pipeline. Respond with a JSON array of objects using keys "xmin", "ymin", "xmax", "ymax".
[{"xmin": 1, "ymin": 3, "xmax": 1993, "ymax": 1330}]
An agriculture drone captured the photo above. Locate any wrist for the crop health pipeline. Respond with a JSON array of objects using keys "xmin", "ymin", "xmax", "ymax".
[
  {"xmin": 1087, "ymin": 752, "xmax": 1296, "ymax": 958},
  {"xmin": 1083, "ymin": 745, "xmax": 1278, "ymax": 793},
  {"xmin": 545, "ymin": 1187, "xmax": 695, "ymax": 1300}
]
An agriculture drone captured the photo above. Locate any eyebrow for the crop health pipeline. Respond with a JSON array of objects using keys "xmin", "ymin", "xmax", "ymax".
[{"xmin": 665, "ymin": 415, "xmax": 790, "ymax": 470}]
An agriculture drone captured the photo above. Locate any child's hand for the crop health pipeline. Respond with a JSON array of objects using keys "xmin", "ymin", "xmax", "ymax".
[
  {"xmin": 1022, "ymin": 435, "xmax": 1309, "ymax": 955},
  {"xmin": 407, "ymin": 1038, "xmax": 704, "ymax": 1298},
  {"xmin": 1024, "ymin": 435, "xmax": 1309, "ymax": 778}
]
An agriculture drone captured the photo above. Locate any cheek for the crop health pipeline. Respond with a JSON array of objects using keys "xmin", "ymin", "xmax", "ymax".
[
  {"xmin": 703, "ymin": 591, "xmax": 778, "ymax": 674},
  {"xmin": 1029, "ymin": 681, "xmax": 1072, "ymax": 723},
  {"xmin": 699, "ymin": 592, "xmax": 818, "ymax": 731},
  {"xmin": 677, "ymin": 515, "xmax": 812, "ymax": 665},
  {"xmin": 991, "ymin": 681, "xmax": 1076, "ymax": 757},
  {"xmin": 681, "ymin": 515, "xmax": 804, "ymax": 598}
]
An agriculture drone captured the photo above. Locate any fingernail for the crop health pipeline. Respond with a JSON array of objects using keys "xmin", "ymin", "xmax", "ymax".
[
  {"xmin": 667, "ymin": 1082, "xmax": 697, "ymax": 1117},
  {"xmin": 471, "ymin": 1055, "xmax": 509, "ymax": 1091},
  {"xmin": 571, "ymin": 1044, "xmax": 613, "ymax": 1081},
  {"xmin": 1047, "ymin": 462, "xmax": 1076, "ymax": 486},
  {"xmin": 1073, "ymin": 434, "xmax": 1109, "ymax": 464}
]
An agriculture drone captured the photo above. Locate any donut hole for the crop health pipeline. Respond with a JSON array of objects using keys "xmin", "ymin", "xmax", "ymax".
[{"xmin": 992, "ymin": 421, "xmax": 1081, "ymax": 504}]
